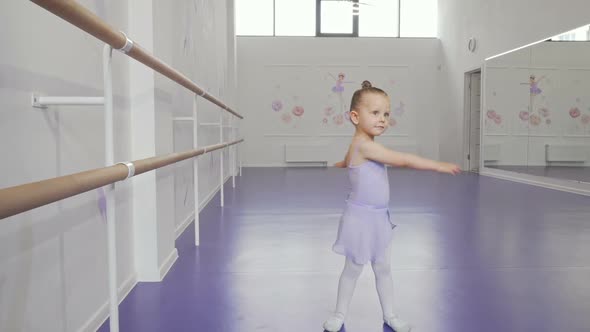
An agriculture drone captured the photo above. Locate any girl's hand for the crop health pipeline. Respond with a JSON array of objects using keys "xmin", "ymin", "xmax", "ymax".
[
  {"xmin": 333, "ymin": 160, "xmax": 347, "ymax": 168},
  {"xmin": 437, "ymin": 162, "xmax": 461, "ymax": 175}
]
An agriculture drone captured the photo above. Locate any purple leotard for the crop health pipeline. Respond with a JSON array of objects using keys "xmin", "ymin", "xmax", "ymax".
[{"xmin": 332, "ymin": 159, "xmax": 396, "ymax": 264}]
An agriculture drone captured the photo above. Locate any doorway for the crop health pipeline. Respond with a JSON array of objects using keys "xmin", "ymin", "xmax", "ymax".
[{"xmin": 463, "ymin": 69, "xmax": 482, "ymax": 172}]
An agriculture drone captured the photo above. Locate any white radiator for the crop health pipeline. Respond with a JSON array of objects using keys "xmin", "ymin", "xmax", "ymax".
[
  {"xmin": 285, "ymin": 144, "xmax": 330, "ymax": 163},
  {"xmin": 545, "ymin": 144, "xmax": 589, "ymax": 163},
  {"xmin": 483, "ymin": 144, "xmax": 501, "ymax": 161},
  {"xmin": 284, "ymin": 144, "xmax": 417, "ymax": 164}
]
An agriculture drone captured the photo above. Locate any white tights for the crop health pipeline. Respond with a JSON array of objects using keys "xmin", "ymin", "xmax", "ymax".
[{"xmin": 333, "ymin": 247, "xmax": 394, "ymax": 320}]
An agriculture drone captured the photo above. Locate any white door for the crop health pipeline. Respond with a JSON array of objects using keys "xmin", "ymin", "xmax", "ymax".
[{"xmin": 468, "ymin": 72, "xmax": 481, "ymax": 172}]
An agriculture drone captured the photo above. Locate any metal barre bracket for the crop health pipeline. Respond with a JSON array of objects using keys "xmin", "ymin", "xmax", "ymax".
[
  {"xmin": 31, "ymin": 93, "xmax": 105, "ymax": 109},
  {"xmin": 116, "ymin": 32, "xmax": 134, "ymax": 54},
  {"xmin": 116, "ymin": 162, "xmax": 135, "ymax": 180}
]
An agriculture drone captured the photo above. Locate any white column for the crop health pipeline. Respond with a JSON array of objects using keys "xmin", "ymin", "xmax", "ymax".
[{"xmin": 129, "ymin": 0, "xmax": 161, "ymax": 281}]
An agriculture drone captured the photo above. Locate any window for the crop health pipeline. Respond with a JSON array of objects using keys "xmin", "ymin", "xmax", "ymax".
[
  {"xmin": 359, "ymin": 0, "xmax": 399, "ymax": 37},
  {"xmin": 318, "ymin": 0, "xmax": 356, "ymax": 36},
  {"xmin": 236, "ymin": 0, "xmax": 437, "ymax": 38},
  {"xmin": 400, "ymin": 0, "xmax": 437, "ymax": 37},
  {"xmin": 236, "ymin": 0, "xmax": 274, "ymax": 36},
  {"xmin": 553, "ymin": 25, "xmax": 590, "ymax": 41},
  {"xmin": 275, "ymin": 0, "xmax": 316, "ymax": 36}
]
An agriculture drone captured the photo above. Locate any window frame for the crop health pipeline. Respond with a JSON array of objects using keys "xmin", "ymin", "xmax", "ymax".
[
  {"xmin": 235, "ymin": 0, "xmax": 437, "ymax": 38},
  {"xmin": 315, "ymin": 0, "xmax": 358, "ymax": 37}
]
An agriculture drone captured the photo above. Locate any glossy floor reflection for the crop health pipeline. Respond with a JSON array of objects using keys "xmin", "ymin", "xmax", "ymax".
[
  {"xmin": 99, "ymin": 167, "xmax": 590, "ymax": 332},
  {"xmin": 487, "ymin": 165, "xmax": 590, "ymax": 183}
]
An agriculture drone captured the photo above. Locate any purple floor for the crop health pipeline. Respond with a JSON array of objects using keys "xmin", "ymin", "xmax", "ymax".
[
  {"xmin": 99, "ymin": 168, "xmax": 590, "ymax": 332},
  {"xmin": 487, "ymin": 165, "xmax": 590, "ymax": 183}
]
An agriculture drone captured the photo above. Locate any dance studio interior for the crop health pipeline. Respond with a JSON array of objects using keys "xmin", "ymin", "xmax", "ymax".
[{"xmin": 1, "ymin": 1, "xmax": 589, "ymax": 331}]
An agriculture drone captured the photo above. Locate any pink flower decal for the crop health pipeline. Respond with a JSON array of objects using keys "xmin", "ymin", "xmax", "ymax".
[
  {"xmin": 333, "ymin": 114, "xmax": 344, "ymax": 125},
  {"xmin": 519, "ymin": 111, "xmax": 530, "ymax": 121},
  {"xmin": 569, "ymin": 107, "xmax": 581, "ymax": 118},
  {"xmin": 493, "ymin": 114, "xmax": 502, "ymax": 124},
  {"xmin": 538, "ymin": 108, "xmax": 550, "ymax": 118},
  {"xmin": 487, "ymin": 110, "xmax": 497, "ymax": 119},
  {"xmin": 529, "ymin": 114, "xmax": 541, "ymax": 126},
  {"xmin": 271, "ymin": 100, "xmax": 283, "ymax": 112},
  {"xmin": 486, "ymin": 109, "xmax": 502, "ymax": 124},
  {"xmin": 292, "ymin": 106, "xmax": 304, "ymax": 117},
  {"xmin": 324, "ymin": 106, "xmax": 334, "ymax": 116},
  {"xmin": 322, "ymin": 118, "xmax": 328, "ymax": 125}
]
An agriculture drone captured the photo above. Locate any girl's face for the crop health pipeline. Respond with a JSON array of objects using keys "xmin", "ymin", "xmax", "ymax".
[{"xmin": 350, "ymin": 93, "xmax": 390, "ymax": 137}]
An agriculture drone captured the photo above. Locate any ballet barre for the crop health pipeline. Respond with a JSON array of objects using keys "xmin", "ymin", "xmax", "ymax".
[
  {"xmin": 14, "ymin": 2, "xmax": 246, "ymax": 332},
  {"xmin": 0, "ymin": 139, "xmax": 243, "ymax": 220},
  {"xmin": 30, "ymin": 0, "xmax": 243, "ymax": 119}
]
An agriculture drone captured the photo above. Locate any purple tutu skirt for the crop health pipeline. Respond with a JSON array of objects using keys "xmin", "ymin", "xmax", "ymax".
[
  {"xmin": 332, "ymin": 200, "xmax": 396, "ymax": 265},
  {"xmin": 332, "ymin": 85, "xmax": 345, "ymax": 93}
]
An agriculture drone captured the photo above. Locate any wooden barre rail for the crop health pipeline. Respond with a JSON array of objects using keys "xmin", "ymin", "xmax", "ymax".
[
  {"xmin": 30, "ymin": 0, "xmax": 243, "ymax": 119},
  {"xmin": 0, "ymin": 139, "xmax": 244, "ymax": 220}
]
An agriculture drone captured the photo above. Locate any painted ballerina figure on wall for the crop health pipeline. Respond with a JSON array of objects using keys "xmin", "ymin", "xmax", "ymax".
[
  {"xmin": 529, "ymin": 74, "xmax": 544, "ymax": 96},
  {"xmin": 328, "ymin": 72, "xmax": 354, "ymax": 113},
  {"xmin": 520, "ymin": 74, "xmax": 546, "ymax": 126}
]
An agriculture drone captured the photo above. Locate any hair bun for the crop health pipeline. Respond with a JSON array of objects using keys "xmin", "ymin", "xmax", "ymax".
[{"xmin": 361, "ymin": 80, "xmax": 372, "ymax": 89}]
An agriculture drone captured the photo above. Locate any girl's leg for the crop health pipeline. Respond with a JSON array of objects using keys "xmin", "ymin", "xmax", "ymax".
[
  {"xmin": 371, "ymin": 245, "xmax": 411, "ymax": 332},
  {"xmin": 323, "ymin": 257, "xmax": 364, "ymax": 331},
  {"xmin": 371, "ymin": 244, "xmax": 394, "ymax": 319}
]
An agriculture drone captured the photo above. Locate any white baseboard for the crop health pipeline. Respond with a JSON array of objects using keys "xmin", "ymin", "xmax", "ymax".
[
  {"xmin": 80, "ymin": 173, "xmax": 237, "ymax": 331},
  {"xmin": 480, "ymin": 167, "xmax": 590, "ymax": 196},
  {"xmin": 79, "ymin": 249, "xmax": 178, "ymax": 331},
  {"xmin": 174, "ymin": 173, "xmax": 235, "ymax": 240},
  {"xmin": 78, "ymin": 274, "xmax": 137, "ymax": 332},
  {"xmin": 199, "ymin": 183, "xmax": 221, "ymax": 212},
  {"xmin": 159, "ymin": 248, "xmax": 179, "ymax": 280},
  {"xmin": 175, "ymin": 212, "xmax": 195, "ymax": 239},
  {"xmin": 243, "ymin": 163, "xmax": 301, "ymax": 167}
]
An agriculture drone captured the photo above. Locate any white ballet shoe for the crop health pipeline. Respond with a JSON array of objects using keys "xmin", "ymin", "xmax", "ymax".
[
  {"xmin": 323, "ymin": 312, "xmax": 345, "ymax": 332},
  {"xmin": 384, "ymin": 314, "xmax": 411, "ymax": 332}
]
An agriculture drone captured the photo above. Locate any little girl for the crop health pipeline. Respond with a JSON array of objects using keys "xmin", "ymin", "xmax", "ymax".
[{"xmin": 324, "ymin": 81, "xmax": 460, "ymax": 332}]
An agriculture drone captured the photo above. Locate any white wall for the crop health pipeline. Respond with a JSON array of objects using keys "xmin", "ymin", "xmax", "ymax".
[
  {"xmin": 0, "ymin": 1, "xmax": 131, "ymax": 331},
  {"xmin": 437, "ymin": 0, "xmax": 590, "ymax": 165},
  {"xmin": 0, "ymin": 0, "xmax": 238, "ymax": 330},
  {"xmin": 153, "ymin": 0, "xmax": 239, "ymax": 248},
  {"xmin": 237, "ymin": 37, "xmax": 442, "ymax": 167}
]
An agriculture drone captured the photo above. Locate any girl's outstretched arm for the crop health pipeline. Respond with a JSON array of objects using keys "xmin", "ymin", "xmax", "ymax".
[
  {"xmin": 333, "ymin": 160, "xmax": 347, "ymax": 168},
  {"xmin": 360, "ymin": 141, "xmax": 461, "ymax": 175},
  {"xmin": 333, "ymin": 149, "xmax": 350, "ymax": 168}
]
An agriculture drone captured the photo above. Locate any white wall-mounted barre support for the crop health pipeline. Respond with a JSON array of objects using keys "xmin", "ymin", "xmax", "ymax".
[
  {"xmin": 102, "ymin": 44, "xmax": 120, "ymax": 332},
  {"xmin": 219, "ymin": 113, "xmax": 224, "ymax": 207},
  {"xmin": 193, "ymin": 94, "xmax": 201, "ymax": 246},
  {"xmin": 173, "ymin": 117, "xmax": 194, "ymax": 121},
  {"xmin": 31, "ymin": 94, "xmax": 104, "ymax": 108},
  {"xmin": 232, "ymin": 116, "xmax": 236, "ymax": 189}
]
